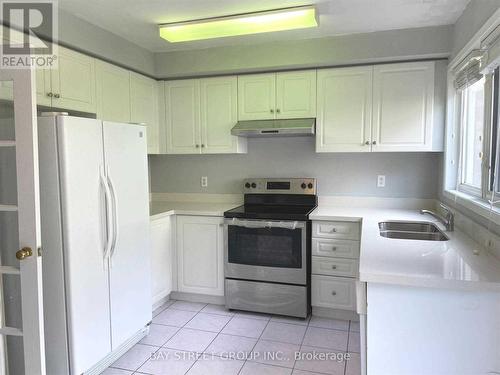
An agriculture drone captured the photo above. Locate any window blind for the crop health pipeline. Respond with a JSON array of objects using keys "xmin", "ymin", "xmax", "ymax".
[{"xmin": 453, "ymin": 50, "xmax": 485, "ymax": 90}]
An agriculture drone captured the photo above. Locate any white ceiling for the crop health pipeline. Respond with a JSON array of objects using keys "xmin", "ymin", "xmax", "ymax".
[{"xmin": 58, "ymin": 0, "xmax": 470, "ymax": 52}]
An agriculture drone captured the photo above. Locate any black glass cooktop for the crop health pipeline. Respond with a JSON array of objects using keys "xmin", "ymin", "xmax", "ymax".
[{"xmin": 224, "ymin": 204, "xmax": 316, "ymax": 221}]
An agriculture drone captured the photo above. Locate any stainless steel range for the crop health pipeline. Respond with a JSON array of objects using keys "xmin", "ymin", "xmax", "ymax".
[{"xmin": 223, "ymin": 178, "xmax": 317, "ymax": 318}]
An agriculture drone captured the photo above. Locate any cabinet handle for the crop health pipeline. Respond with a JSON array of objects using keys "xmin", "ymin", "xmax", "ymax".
[
  {"xmin": 195, "ymin": 144, "xmax": 200, "ymax": 148},
  {"xmin": 201, "ymin": 144, "xmax": 205, "ymax": 148},
  {"xmin": 364, "ymin": 141, "xmax": 370, "ymax": 145},
  {"xmin": 47, "ymin": 92, "xmax": 53, "ymax": 97},
  {"xmin": 54, "ymin": 93, "xmax": 60, "ymax": 98},
  {"xmin": 270, "ymin": 109, "xmax": 274, "ymax": 113},
  {"xmin": 276, "ymin": 109, "xmax": 281, "ymax": 114},
  {"xmin": 331, "ymin": 247, "xmax": 337, "ymax": 251},
  {"xmin": 372, "ymin": 141, "xmax": 377, "ymax": 145},
  {"xmin": 331, "ymin": 291, "xmax": 337, "ymax": 296},
  {"xmin": 331, "ymin": 265, "xmax": 337, "ymax": 270},
  {"xmin": 330, "ymin": 228, "xmax": 337, "ymax": 233}
]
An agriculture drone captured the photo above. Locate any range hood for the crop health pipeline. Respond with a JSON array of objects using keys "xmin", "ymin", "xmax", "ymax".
[{"xmin": 231, "ymin": 118, "xmax": 315, "ymax": 137}]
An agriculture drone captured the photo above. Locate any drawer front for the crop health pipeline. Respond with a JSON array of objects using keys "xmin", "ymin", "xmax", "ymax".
[
  {"xmin": 312, "ymin": 256, "xmax": 358, "ymax": 278},
  {"xmin": 312, "ymin": 221, "xmax": 360, "ymax": 240},
  {"xmin": 312, "ymin": 238, "xmax": 359, "ymax": 259},
  {"xmin": 311, "ymin": 275, "xmax": 356, "ymax": 311}
]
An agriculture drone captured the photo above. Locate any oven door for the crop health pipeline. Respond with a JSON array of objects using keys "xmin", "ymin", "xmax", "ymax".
[{"xmin": 224, "ymin": 218, "xmax": 307, "ymax": 285}]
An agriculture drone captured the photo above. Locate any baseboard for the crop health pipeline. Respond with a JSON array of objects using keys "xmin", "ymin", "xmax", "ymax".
[
  {"xmin": 152, "ymin": 292, "xmax": 171, "ymax": 310},
  {"xmin": 312, "ymin": 306, "xmax": 359, "ymax": 321},
  {"xmin": 85, "ymin": 326, "xmax": 149, "ymax": 375},
  {"xmin": 170, "ymin": 291, "xmax": 225, "ymax": 305}
]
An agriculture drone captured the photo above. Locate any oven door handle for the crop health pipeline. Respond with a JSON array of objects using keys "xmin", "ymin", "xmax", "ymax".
[{"xmin": 224, "ymin": 218, "xmax": 305, "ymax": 230}]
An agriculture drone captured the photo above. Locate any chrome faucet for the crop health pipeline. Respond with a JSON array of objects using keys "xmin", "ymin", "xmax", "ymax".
[{"xmin": 420, "ymin": 203, "xmax": 454, "ymax": 231}]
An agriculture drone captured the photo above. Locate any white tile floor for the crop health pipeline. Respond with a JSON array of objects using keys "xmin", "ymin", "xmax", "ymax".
[{"xmin": 103, "ymin": 300, "xmax": 361, "ymax": 375}]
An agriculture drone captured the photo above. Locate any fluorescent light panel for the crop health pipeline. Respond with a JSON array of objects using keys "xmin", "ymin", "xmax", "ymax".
[{"xmin": 159, "ymin": 6, "xmax": 318, "ymax": 43}]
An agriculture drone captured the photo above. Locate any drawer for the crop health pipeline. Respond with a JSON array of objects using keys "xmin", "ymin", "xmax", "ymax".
[
  {"xmin": 311, "ymin": 275, "xmax": 356, "ymax": 311},
  {"xmin": 312, "ymin": 220, "xmax": 360, "ymax": 240},
  {"xmin": 312, "ymin": 256, "xmax": 358, "ymax": 278},
  {"xmin": 312, "ymin": 238, "xmax": 359, "ymax": 259}
]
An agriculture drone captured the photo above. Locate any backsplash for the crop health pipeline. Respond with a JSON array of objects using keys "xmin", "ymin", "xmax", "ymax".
[{"xmin": 149, "ymin": 137, "xmax": 441, "ymax": 198}]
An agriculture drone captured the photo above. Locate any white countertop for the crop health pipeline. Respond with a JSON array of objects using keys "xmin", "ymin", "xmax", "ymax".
[
  {"xmin": 309, "ymin": 206, "xmax": 500, "ymax": 292},
  {"xmin": 150, "ymin": 201, "xmax": 240, "ymax": 220}
]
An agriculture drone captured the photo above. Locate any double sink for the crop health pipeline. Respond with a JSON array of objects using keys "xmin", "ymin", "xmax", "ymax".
[{"xmin": 379, "ymin": 221, "xmax": 449, "ymax": 241}]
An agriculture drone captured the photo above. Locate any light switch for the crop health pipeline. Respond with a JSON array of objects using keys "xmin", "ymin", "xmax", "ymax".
[
  {"xmin": 377, "ymin": 175, "xmax": 385, "ymax": 188},
  {"xmin": 201, "ymin": 176, "xmax": 208, "ymax": 187}
]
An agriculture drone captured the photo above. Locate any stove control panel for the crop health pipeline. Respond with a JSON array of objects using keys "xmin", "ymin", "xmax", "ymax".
[{"xmin": 243, "ymin": 178, "xmax": 316, "ymax": 195}]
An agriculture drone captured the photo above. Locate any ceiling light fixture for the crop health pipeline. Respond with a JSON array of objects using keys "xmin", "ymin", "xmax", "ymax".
[{"xmin": 158, "ymin": 6, "xmax": 318, "ymax": 43}]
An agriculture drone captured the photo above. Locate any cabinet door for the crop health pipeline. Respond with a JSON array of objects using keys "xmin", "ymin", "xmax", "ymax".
[
  {"xmin": 130, "ymin": 73, "xmax": 159, "ymax": 154},
  {"xmin": 311, "ymin": 275, "xmax": 356, "ymax": 311},
  {"xmin": 176, "ymin": 216, "xmax": 224, "ymax": 296},
  {"xmin": 237, "ymin": 73, "xmax": 275, "ymax": 120},
  {"xmin": 316, "ymin": 67, "xmax": 373, "ymax": 152},
  {"xmin": 200, "ymin": 76, "xmax": 246, "ymax": 154},
  {"xmin": 150, "ymin": 217, "xmax": 172, "ymax": 305},
  {"xmin": 51, "ymin": 47, "xmax": 96, "ymax": 112},
  {"xmin": 35, "ymin": 69, "xmax": 52, "ymax": 106},
  {"xmin": 96, "ymin": 61, "xmax": 131, "ymax": 122},
  {"xmin": 276, "ymin": 70, "xmax": 316, "ymax": 119},
  {"xmin": 164, "ymin": 80, "xmax": 200, "ymax": 154},
  {"xmin": 372, "ymin": 62, "xmax": 434, "ymax": 152}
]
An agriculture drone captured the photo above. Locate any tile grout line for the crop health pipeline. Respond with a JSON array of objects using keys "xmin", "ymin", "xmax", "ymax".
[
  {"xmin": 236, "ymin": 311, "xmax": 273, "ymax": 375},
  {"xmin": 181, "ymin": 305, "xmax": 238, "ymax": 375},
  {"xmin": 292, "ymin": 312, "xmax": 311, "ymax": 372}
]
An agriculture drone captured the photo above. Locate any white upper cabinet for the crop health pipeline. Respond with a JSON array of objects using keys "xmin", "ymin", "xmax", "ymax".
[
  {"xmin": 316, "ymin": 66, "xmax": 373, "ymax": 152},
  {"xmin": 238, "ymin": 70, "xmax": 316, "ymax": 121},
  {"xmin": 316, "ymin": 61, "xmax": 441, "ymax": 153},
  {"xmin": 96, "ymin": 61, "xmax": 131, "ymax": 123},
  {"xmin": 200, "ymin": 76, "xmax": 246, "ymax": 154},
  {"xmin": 372, "ymin": 61, "xmax": 435, "ymax": 152},
  {"xmin": 35, "ymin": 47, "xmax": 96, "ymax": 112},
  {"xmin": 130, "ymin": 73, "xmax": 160, "ymax": 154},
  {"xmin": 276, "ymin": 70, "xmax": 316, "ymax": 119},
  {"xmin": 176, "ymin": 216, "xmax": 224, "ymax": 296},
  {"xmin": 164, "ymin": 79, "xmax": 200, "ymax": 154},
  {"xmin": 238, "ymin": 73, "xmax": 275, "ymax": 120}
]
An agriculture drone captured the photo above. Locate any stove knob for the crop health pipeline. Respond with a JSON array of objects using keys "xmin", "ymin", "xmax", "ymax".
[
  {"xmin": 301, "ymin": 183, "xmax": 307, "ymax": 189},
  {"xmin": 308, "ymin": 183, "xmax": 314, "ymax": 189},
  {"xmin": 251, "ymin": 182, "xmax": 257, "ymax": 188},
  {"xmin": 245, "ymin": 182, "xmax": 251, "ymax": 188}
]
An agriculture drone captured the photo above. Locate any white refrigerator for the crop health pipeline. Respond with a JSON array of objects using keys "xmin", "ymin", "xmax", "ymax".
[{"xmin": 37, "ymin": 114, "xmax": 151, "ymax": 374}]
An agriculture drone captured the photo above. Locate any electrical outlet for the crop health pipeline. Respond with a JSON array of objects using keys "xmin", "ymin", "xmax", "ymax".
[
  {"xmin": 377, "ymin": 175, "xmax": 386, "ymax": 188},
  {"xmin": 201, "ymin": 176, "xmax": 208, "ymax": 187}
]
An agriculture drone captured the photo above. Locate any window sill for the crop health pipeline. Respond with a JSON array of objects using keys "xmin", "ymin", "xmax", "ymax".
[{"xmin": 443, "ymin": 189, "xmax": 500, "ymax": 225}]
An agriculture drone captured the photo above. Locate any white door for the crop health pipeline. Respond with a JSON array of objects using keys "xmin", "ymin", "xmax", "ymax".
[
  {"xmin": 165, "ymin": 80, "xmax": 201, "ymax": 154},
  {"xmin": 51, "ymin": 48, "xmax": 96, "ymax": 113},
  {"xmin": 276, "ymin": 70, "xmax": 316, "ymax": 119},
  {"xmin": 103, "ymin": 122, "xmax": 151, "ymax": 349},
  {"xmin": 0, "ymin": 68, "xmax": 46, "ymax": 374},
  {"xmin": 130, "ymin": 73, "xmax": 159, "ymax": 154},
  {"xmin": 237, "ymin": 73, "xmax": 276, "ymax": 120},
  {"xmin": 372, "ymin": 62, "xmax": 435, "ymax": 152},
  {"xmin": 316, "ymin": 67, "xmax": 373, "ymax": 152},
  {"xmin": 96, "ymin": 61, "xmax": 131, "ymax": 122},
  {"xmin": 176, "ymin": 216, "xmax": 224, "ymax": 296},
  {"xmin": 200, "ymin": 76, "xmax": 244, "ymax": 154}
]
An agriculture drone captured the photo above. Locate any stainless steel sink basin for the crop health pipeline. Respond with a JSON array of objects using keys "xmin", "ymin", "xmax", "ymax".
[
  {"xmin": 378, "ymin": 221, "xmax": 449, "ymax": 241},
  {"xmin": 378, "ymin": 221, "xmax": 441, "ymax": 233}
]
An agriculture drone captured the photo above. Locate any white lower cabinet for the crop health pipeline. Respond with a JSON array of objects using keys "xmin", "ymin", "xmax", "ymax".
[
  {"xmin": 311, "ymin": 220, "xmax": 360, "ymax": 312},
  {"xmin": 150, "ymin": 215, "xmax": 173, "ymax": 305},
  {"xmin": 176, "ymin": 215, "xmax": 224, "ymax": 296}
]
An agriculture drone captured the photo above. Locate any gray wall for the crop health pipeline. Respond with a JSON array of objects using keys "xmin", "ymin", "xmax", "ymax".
[
  {"xmin": 154, "ymin": 25, "xmax": 452, "ymax": 78},
  {"xmin": 149, "ymin": 137, "xmax": 440, "ymax": 198},
  {"xmin": 451, "ymin": 0, "xmax": 500, "ymax": 59},
  {"xmin": 56, "ymin": 10, "xmax": 155, "ymax": 76}
]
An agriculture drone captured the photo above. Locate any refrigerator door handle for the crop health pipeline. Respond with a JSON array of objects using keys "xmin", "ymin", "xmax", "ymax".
[
  {"xmin": 107, "ymin": 172, "xmax": 119, "ymax": 260},
  {"xmin": 100, "ymin": 167, "xmax": 114, "ymax": 260}
]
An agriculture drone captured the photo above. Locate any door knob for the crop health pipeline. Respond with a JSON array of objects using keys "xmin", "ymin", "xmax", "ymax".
[
  {"xmin": 270, "ymin": 109, "xmax": 274, "ymax": 113},
  {"xmin": 195, "ymin": 144, "xmax": 200, "ymax": 148},
  {"xmin": 47, "ymin": 92, "xmax": 53, "ymax": 97},
  {"xmin": 372, "ymin": 141, "xmax": 377, "ymax": 145},
  {"xmin": 54, "ymin": 93, "xmax": 60, "ymax": 98},
  {"xmin": 276, "ymin": 109, "xmax": 281, "ymax": 114},
  {"xmin": 364, "ymin": 141, "xmax": 370, "ymax": 145},
  {"xmin": 16, "ymin": 247, "xmax": 33, "ymax": 260}
]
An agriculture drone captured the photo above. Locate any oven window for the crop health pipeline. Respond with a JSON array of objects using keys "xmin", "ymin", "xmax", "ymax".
[{"xmin": 227, "ymin": 226, "xmax": 302, "ymax": 268}]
